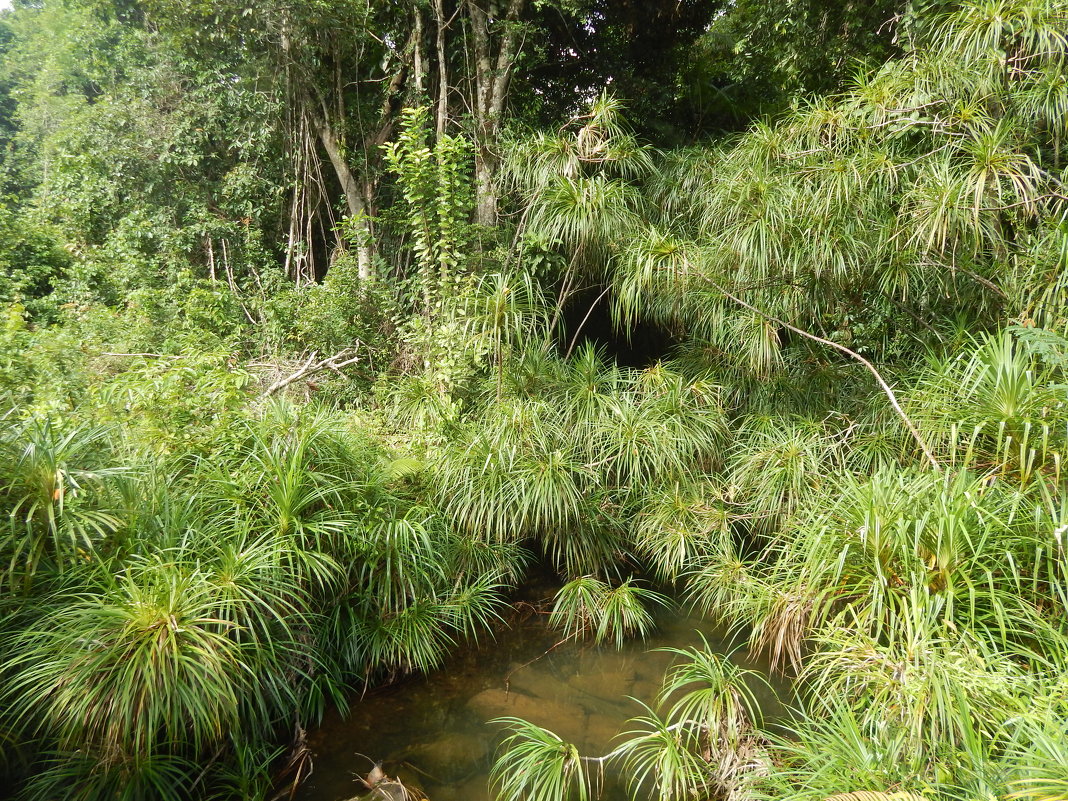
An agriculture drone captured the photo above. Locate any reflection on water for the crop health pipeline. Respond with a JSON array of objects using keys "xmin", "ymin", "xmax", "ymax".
[{"xmin": 298, "ymin": 593, "xmax": 787, "ymax": 801}]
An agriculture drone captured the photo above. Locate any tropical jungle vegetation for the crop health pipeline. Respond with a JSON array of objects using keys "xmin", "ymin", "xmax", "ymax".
[{"xmin": 1, "ymin": 0, "xmax": 1068, "ymax": 799}]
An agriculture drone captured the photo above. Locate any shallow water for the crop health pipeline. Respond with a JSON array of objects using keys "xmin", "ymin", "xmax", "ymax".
[{"xmin": 298, "ymin": 590, "xmax": 787, "ymax": 801}]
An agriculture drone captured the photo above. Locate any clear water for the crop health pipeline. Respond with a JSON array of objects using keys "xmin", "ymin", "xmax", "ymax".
[{"xmin": 298, "ymin": 589, "xmax": 787, "ymax": 801}]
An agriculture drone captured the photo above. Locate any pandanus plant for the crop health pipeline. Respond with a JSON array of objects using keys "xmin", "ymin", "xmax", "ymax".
[
  {"xmin": 0, "ymin": 401, "xmax": 520, "ymax": 800},
  {"xmin": 548, "ymin": 576, "xmax": 666, "ymax": 648},
  {"xmin": 432, "ymin": 343, "xmax": 726, "ymax": 577},
  {"xmin": 0, "ymin": 417, "xmax": 125, "ymax": 593},
  {"xmin": 1, "ymin": 534, "xmax": 336, "ymax": 801}
]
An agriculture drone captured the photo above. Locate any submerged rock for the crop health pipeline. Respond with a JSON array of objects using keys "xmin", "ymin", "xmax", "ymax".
[
  {"xmin": 467, "ymin": 688, "xmax": 622, "ymax": 752},
  {"xmin": 403, "ymin": 732, "xmax": 490, "ymax": 784},
  {"xmin": 504, "ymin": 664, "xmax": 578, "ymax": 702},
  {"xmin": 564, "ymin": 667, "xmax": 641, "ymax": 704},
  {"xmin": 428, "ymin": 773, "xmax": 489, "ymax": 801}
]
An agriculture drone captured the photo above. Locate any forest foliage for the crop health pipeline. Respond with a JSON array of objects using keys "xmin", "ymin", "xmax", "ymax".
[{"xmin": 2, "ymin": 1, "xmax": 1068, "ymax": 800}]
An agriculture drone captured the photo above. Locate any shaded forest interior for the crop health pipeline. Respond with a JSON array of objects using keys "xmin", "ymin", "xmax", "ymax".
[{"xmin": 559, "ymin": 285, "xmax": 679, "ymax": 367}]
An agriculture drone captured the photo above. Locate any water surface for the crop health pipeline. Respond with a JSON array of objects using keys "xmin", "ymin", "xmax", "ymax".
[{"xmin": 299, "ymin": 594, "xmax": 785, "ymax": 801}]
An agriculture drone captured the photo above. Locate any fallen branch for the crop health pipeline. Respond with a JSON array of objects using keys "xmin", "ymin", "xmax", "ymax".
[
  {"xmin": 101, "ymin": 352, "xmax": 182, "ymax": 359},
  {"xmin": 703, "ymin": 278, "xmax": 942, "ymax": 473},
  {"xmin": 263, "ymin": 346, "xmax": 361, "ymax": 396}
]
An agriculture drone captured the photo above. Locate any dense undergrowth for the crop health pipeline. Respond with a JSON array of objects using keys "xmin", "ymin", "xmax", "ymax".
[{"xmin": 3, "ymin": 0, "xmax": 1068, "ymax": 800}]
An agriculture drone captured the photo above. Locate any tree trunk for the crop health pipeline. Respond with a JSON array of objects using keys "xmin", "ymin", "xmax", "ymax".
[
  {"xmin": 474, "ymin": 151, "xmax": 499, "ymax": 226},
  {"xmin": 413, "ymin": 7, "xmax": 427, "ymax": 95},
  {"xmin": 311, "ymin": 109, "xmax": 373, "ymax": 280},
  {"xmin": 297, "ymin": 32, "xmax": 411, "ymax": 283},
  {"xmin": 465, "ymin": 0, "xmax": 526, "ymax": 226},
  {"xmin": 433, "ymin": 0, "xmax": 450, "ymax": 138}
]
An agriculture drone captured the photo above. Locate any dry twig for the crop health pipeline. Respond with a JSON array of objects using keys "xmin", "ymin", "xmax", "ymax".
[{"xmin": 262, "ymin": 346, "xmax": 361, "ymax": 396}]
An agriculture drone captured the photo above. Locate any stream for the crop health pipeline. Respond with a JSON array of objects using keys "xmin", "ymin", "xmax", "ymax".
[{"xmin": 297, "ymin": 587, "xmax": 788, "ymax": 801}]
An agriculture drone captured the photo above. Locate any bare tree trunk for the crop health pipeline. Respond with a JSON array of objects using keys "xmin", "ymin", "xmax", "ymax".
[
  {"xmin": 282, "ymin": 16, "xmax": 378, "ymax": 281},
  {"xmin": 413, "ymin": 7, "xmax": 426, "ymax": 94},
  {"xmin": 280, "ymin": 7, "xmax": 418, "ymax": 284},
  {"xmin": 432, "ymin": 0, "xmax": 450, "ymax": 138},
  {"xmin": 474, "ymin": 153, "xmax": 499, "ymax": 226},
  {"xmin": 299, "ymin": 36, "xmax": 412, "ymax": 283},
  {"xmin": 466, "ymin": 0, "xmax": 526, "ymax": 226},
  {"xmin": 310, "ymin": 107, "xmax": 374, "ymax": 280}
]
